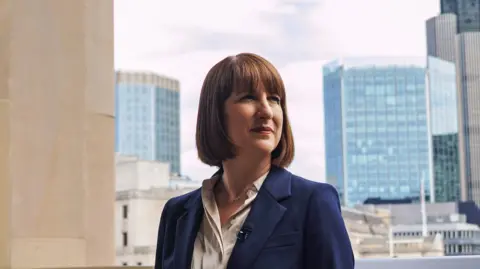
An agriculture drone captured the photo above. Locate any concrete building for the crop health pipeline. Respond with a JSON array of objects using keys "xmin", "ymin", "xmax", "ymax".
[
  {"xmin": 440, "ymin": 0, "xmax": 480, "ymax": 33},
  {"xmin": 358, "ymin": 202, "xmax": 480, "ymax": 255},
  {"xmin": 115, "ymin": 154, "xmax": 199, "ymax": 266},
  {"xmin": 0, "ymin": 1, "xmax": 115, "ymax": 268},
  {"xmin": 455, "ymin": 32, "xmax": 480, "ymax": 205},
  {"xmin": 170, "ymin": 174, "xmax": 202, "ymax": 189},
  {"xmin": 394, "ymin": 222, "xmax": 480, "ymax": 255},
  {"xmin": 343, "ymin": 207, "xmax": 444, "ymax": 258},
  {"xmin": 115, "ymin": 71, "xmax": 181, "ymax": 175},
  {"xmin": 426, "ymin": 14, "xmax": 457, "ymax": 63},
  {"xmin": 358, "ymin": 235, "xmax": 444, "ymax": 258},
  {"xmin": 116, "ymin": 154, "xmax": 171, "ymax": 191}
]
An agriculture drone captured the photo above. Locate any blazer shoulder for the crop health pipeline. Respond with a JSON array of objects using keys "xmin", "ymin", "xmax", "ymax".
[
  {"xmin": 289, "ymin": 173, "xmax": 339, "ymax": 199},
  {"xmin": 164, "ymin": 187, "xmax": 202, "ymax": 213}
]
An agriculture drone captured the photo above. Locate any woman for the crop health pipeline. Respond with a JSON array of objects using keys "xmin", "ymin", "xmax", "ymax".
[{"xmin": 154, "ymin": 53, "xmax": 354, "ymax": 269}]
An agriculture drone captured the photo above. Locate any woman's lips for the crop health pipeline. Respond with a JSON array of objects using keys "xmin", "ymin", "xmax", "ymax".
[{"xmin": 250, "ymin": 126, "xmax": 273, "ymax": 134}]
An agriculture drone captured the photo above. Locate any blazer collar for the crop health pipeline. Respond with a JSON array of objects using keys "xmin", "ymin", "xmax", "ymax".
[
  {"xmin": 184, "ymin": 165, "xmax": 291, "ymax": 208},
  {"xmin": 261, "ymin": 165, "xmax": 292, "ymax": 201},
  {"xmin": 227, "ymin": 165, "xmax": 292, "ymax": 269},
  {"xmin": 184, "ymin": 187, "xmax": 202, "ymax": 209}
]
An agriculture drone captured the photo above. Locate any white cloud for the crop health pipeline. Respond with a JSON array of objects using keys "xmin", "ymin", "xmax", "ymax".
[
  {"xmin": 114, "ymin": 0, "xmax": 439, "ymax": 181},
  {"xmin": 310, "ymin": 0, "xmax": 440, "ymax": 58},
  {"xmin": 114, "ymin": 0, "xmax": 289, "ymax": 67}
]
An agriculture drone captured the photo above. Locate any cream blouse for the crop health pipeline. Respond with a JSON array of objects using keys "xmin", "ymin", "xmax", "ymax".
[{"xmin": 190, "ymin": 172, "xmax": 268, "ymax": 269}]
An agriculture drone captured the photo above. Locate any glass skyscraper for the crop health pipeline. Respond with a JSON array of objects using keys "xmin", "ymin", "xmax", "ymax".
[
  {"xmin": 323, "ymin": 57, "xmax": 455, "ymax": 206},
  {"xmin": 115, "ymin": 71, "xmax": 181, "ymax": 175},
  {"xmin": 427, "ymin": 56, "xmax": 460, "ymax": 202},
  {"xmin": 429, "ymin": 0, "xmax": 480, "ymax": 204}
]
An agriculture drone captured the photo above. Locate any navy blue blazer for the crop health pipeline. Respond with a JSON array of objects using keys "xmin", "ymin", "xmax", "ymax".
[{"xmin": 154, "ymin": 166, "xmax": 355, "ymax": 269}]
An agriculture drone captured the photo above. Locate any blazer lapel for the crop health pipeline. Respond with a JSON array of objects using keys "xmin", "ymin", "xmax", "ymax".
[
  {"xmin": 174, "ymin": 190, "xmax": 203, "ymax": 269},
  {"xmin": 227, "ymin": 166, "xmax": 292, "ymax": 269}
]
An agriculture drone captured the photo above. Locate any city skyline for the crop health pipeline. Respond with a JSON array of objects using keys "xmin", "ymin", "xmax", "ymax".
[
  {"xmin": 114, "ymin": 0, "xmax": 440, "ymax": 181},
  {"xmin": 2, "ymin": 2, "xmax": 480, "ymax": 268}
]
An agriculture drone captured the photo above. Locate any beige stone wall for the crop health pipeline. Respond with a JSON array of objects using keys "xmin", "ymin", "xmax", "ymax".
[{"xmin": 0, "ymin": 1, "xmax": 114, "ymax": 268}]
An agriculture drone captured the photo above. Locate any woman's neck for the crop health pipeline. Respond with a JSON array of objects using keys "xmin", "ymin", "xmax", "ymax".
[{"xmin": 221, "ymin": 155, "xmax": 271, "ymax": 199}]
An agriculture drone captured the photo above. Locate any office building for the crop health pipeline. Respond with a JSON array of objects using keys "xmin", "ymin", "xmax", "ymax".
[
  {"xmin": 426, "ymin": 14, "xmax": 457, "ymax": 63},
  {"xmin": 358, "ymin": 202, "xmax": 480, "ymax": 255},
  {"xmin": 455, "ymin": 33, "xmax": 480, "ymax": 204},
  {"xmin": 115, "ymin": 154, "xmax": 199, "ymax": 266},
  {"xmin": 323, "ymin": 57, "xmax": 431, "ymax": 206},
  {"xmin": 343, "ymin": 207, "xmax": 444, "ymax": 258},
  {"xmin": 429, "ymin": 0, "xmax": 480, "ymax": 205},
  {"xmin": 440, "ymin": 0, "xmax": 480, "ymax": 33},
  {"xmin": 115, "ymin": 71, "xmax": 181, "ymax": 175},
  {"xmin": 323, "ymin": 57, "xmax": 458, "ymax": 206},
  {"xmin": 427, "ymin": 57, "xmax": 461, "ymax": 202}
]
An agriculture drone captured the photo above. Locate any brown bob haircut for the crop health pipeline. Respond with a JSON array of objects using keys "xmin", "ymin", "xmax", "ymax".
[{"xmin": 195, "ymin": 52, "xmax": 295, "ymax": 168}]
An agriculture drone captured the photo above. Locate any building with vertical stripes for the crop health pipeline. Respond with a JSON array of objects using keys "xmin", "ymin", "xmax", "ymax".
[
  {"xmin": 426, "ymin": 0, "xmax": 480, "ymax": 204},
  {"xmin": 440, "ymin": 0, "xmax": 480, "ymax": 33},
  {"xmin": 455, "ymin": 33, "xmax": 480, "ymax": 204},
  {"xmin": 426, "ymin": 14, "xmax": 457, "ymax": 63}
]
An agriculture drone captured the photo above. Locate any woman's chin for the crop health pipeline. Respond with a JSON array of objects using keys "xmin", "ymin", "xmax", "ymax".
[{"xmin": 250, "ymin": 141, "xmax": 277, "ymax": 154}]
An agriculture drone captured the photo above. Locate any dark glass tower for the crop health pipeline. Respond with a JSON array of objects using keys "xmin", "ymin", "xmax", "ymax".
[{"xmin": 441, "ymin": 0, "xmax": 480, "ymax": 33}]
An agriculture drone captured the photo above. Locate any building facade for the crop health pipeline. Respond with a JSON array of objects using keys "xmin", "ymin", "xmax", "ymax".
[
  {"xmin": 393, "ymin": 221, "xmax": 480, "ymax": 256},
  {"xmin": 455, "ymin": 33, "xmax": 480, "ymax": 204},
  {"xmin": 441, "ymin": 0, "xmax": 480, "ymax": 33},
  {"xmin": 426, "ymin": 13, "xmax": 457, "ymax": 63},
  {"xmin": 323, "ymin": 58, "xmax": 433, "ymax": 206},
  {"xmin": 323, "ymin": 57, "xmax": 458, "ymax": 206},
  {"xmin": 344, "ymin": 206, "xmax": 444, "ymax": 258},
  {"xmin": 115, "ymin": 187, "xmax": 196, "ymax": 266},
  {"xmin": 428, "ymin": 0, "xmax": 480, "ymax": 205},
  {"xmin": 115, "ymin": 71, "xmax": 181, "ymax": 174},
  {"xmin": 358, "ymin": 202, "xmax": 480, "ymax": 256},
  {"xmin": 115, "ymin": 154, "xmax": 199, "ymax": 266},
  {"xmin": 427, "ymin": 57, "xmax": 461, "ymax": 202}
]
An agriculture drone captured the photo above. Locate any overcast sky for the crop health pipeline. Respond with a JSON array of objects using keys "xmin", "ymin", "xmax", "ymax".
[{"xmin": 114, "ymin": 0, "xmax": 440, "ymax": 182}]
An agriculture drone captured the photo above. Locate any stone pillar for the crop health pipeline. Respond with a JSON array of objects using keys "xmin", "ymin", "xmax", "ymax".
[{"xmin": 0, "ymin": 1, "xmax": 115, "ymax": 268}]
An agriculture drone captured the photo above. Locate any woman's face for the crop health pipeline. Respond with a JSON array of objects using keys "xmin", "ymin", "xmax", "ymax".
[{"xmin": 224, "ymin": 83, "xmax": 283, "ymax": 157}]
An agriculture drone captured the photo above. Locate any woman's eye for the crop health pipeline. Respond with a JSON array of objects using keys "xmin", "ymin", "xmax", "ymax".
[
  {"xmin": 241, "ymin": 95, "xmax": 255, "ymax": 100},
  {"xmin": 269, "ymin": 96, "xmax": 281, "ymax": 103}
]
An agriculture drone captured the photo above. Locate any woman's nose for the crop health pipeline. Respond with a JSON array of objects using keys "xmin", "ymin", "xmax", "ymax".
[{"xmin": 257, "ymin": 99, "xmax": 274, "ymax": 119}]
